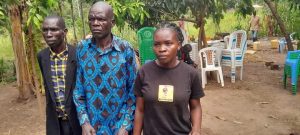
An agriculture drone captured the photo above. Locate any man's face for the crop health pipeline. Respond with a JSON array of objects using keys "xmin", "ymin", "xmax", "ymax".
[
  {"xmin": 88, "ymin": 8, "xmax": 114, "ymax": 39},
  {"xmin": 42, "ymin": 18, "xmax": 66, "ymax": 49}
]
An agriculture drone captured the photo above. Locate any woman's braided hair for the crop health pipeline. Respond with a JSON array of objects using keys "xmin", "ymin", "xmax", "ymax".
[{"xmin": 155, "ymin": 21, "xmax": 184, "ymax": 46}]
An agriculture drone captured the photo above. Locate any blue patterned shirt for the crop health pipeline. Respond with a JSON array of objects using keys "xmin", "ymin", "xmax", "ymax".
[{"xmin": 73, "ymin": 35, "xmax": 137, "ymax": 134}]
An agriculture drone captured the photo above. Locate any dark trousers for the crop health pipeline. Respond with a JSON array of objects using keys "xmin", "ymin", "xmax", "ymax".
[{"xmin": 59, "ymin": 118, "xmax": 73, "ymax": 135}]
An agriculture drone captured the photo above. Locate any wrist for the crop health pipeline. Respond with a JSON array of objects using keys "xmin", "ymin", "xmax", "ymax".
[
  {"xmin": 191, "ymin": 127, "xmax": 201, "ymax": 133},
  {"xmin": 82, "ymin": 122, "xmax": 91, "ymax": 127}
]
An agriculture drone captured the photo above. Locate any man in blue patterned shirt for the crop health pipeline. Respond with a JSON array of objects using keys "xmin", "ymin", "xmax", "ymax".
[{"xmin": 73, "ymin": 2, "xmax": 137, "ymax": 135}]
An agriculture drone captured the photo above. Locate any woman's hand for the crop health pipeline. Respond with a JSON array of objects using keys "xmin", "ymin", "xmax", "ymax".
[{"xmin": 189, "ymin": 129, "xmax": 201, "ymax": 135}]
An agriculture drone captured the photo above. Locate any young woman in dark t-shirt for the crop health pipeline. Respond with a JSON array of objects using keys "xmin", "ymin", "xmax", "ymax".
[{"xmin": 133, "ymin": 22, "xmax": 205, "ymax": 135}]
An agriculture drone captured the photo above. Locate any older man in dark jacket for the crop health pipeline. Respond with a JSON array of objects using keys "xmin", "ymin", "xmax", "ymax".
[{"xmin": 37, "ymin": 15, "xmax": 81, "ymax": 135}]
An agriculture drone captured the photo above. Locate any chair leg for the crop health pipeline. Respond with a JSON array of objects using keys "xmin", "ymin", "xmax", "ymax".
[
  {"xmin": 202, "ymin": 70, "xmax": 206, "ymax": 88},
  {"xmin": 292, "ymin": 77, "xmax": 298, "ymax": 95},
  {"xmin": 240, "ymin": 66, "xmax": 243, "ymax": 80},
  {"xmin": 291, "ymin": 66, "xmax": 298, "ymax": 94},
  {"xmin": 216, "ymin": 71, "xmax": 220, "ymax": 83},
  {"xmin": 283, "ymin": 72, "xmax": 287, "ymax": 89},
  {"xmin": 231, "ymin": 67, "xmax": 236, "ymax": 83},
  {"xmin": 218, "ymin": 69, "xmax": 224, "ymax": 87},
  {"xmin": 292, "ymin": 84, "xmax": 297, "ymax": 95}
]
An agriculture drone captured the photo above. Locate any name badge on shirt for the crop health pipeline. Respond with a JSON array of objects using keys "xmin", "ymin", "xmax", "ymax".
[{"xmin": 158, "ymin": 85, "xmax": 174, "ymax": 102}]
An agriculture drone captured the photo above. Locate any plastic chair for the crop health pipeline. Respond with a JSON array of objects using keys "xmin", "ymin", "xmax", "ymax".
[
  {"xmin": 221, "ymin": 30, "xmax": 247, "ymax": 83},
  {"xmin": 279, "ymin": 32, "xmax": 297, "ymax": 53},
  {"xmin": 283, "ymin": 50, "xmax": 300, "ymax": 95},
  {"xmin": 223, "ymin": 35, "xmax": 230, "ymax": 49},
  {"xmin": 199, "ymin": 47, "xmax": 224, "ymax": 88},
  {"xmin": 137, "ymin": 27, "xmax": 156, "ymax": 65},
  {"xmin": 189, "ymin": 43, "xmax": 200, "ymax": 65}
]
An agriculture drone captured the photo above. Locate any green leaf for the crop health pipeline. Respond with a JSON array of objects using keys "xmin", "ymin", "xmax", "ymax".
[
  {"xmin": 33, "ymin": 16, "xmax": 40, "ymax": 28},
  {"xmin": 140, "ymin": 12, "xmax": 144, "ymax": 24},
  {"xmin": 35, "ymin": 14, "xmax": 43, "ymax": 21},
  {"xmin": 39, "ymin": 6, "xmax": 48, "ymax": 14}
]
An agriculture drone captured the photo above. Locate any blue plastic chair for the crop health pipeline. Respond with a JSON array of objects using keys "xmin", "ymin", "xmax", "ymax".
[{"xmin": 283, "ymin": 50, "xmax": 300, "ymax": 94}]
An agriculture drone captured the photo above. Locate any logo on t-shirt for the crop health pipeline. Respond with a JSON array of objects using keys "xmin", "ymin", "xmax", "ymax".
[{"xmin": 158, "ymin": 85, "xmax": 174, "ymax": 102}]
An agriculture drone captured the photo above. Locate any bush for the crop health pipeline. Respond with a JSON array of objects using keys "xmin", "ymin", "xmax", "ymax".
[{"xmin": 0, "ymin": 58, "xmax": 16, "ymax": 83}]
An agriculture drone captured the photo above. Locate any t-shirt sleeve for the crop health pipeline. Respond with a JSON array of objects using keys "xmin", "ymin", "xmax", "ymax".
[
  {"xmin": 134, "ymin": 71, "xmax": 143, "ymax": 97},
  {"xmin": 190, "ymin": 71, "xmax": 205, "ymax": 99}
]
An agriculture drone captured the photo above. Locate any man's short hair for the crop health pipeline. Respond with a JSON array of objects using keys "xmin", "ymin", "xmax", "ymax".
[{"xmin": 44, "ymin": 15, "xmax": 66, "ymax": 29}]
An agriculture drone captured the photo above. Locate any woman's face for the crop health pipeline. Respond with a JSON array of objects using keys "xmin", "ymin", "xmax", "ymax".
[{"xmin": 153, "ymin": 28, "xmax": 181, "ymax": 67}]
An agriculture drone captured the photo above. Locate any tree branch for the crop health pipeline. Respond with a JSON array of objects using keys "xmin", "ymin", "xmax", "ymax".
[{"xmin": 165, "ymin": 18, "xmax": 197, "ymax": 24}]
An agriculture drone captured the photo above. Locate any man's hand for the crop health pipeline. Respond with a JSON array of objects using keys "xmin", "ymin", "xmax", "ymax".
[
  {"xmin": 82, "ymin": 122, "xmax": 96, "ymax": 135},
  {"xmin": 117, "ymin": 127, "xmax": 128, "ymax": 135},
  {"xmin": 189, "ymin": 130, "xmax": 201, "ymax": 135}
]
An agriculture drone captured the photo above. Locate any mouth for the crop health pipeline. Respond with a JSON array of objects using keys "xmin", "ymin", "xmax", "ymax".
[
  {"xmin": 45, "ymin": 40, "xmax": 56, "ymax": 43},
  {"xmin": 157, "ymin": 55, "xmax": 168, "ymax": 59},
  {"xmin": 92, "ymin": 29, "xmax": 102, "ymax": 33}
]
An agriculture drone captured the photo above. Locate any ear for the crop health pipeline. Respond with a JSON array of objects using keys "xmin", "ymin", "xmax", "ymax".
[
  {"xmin": 111, "ymin": 19, "xmax": 115, "ymax": 27},
  {"xmin": 178, "ymin": 46, "xmax": 181, "ymax": 51},
  {"xmin": 63, "ymin": 28, "xmax": 68, "ymax": 36}
]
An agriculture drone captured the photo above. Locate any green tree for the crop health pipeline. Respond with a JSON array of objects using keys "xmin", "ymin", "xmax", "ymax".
[
  {"xmin": 130, "ymin": 0, "xmax": 227, "ymax": 48},
  {"xmin": 264, "ymin": 0, "xmax": 294, "ymax": 50}
]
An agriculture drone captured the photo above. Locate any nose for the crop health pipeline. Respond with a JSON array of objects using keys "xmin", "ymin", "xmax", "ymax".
[
  {"xmin": 158, "ymin": 45, "xmax": 167, "ymax": 52},
  {"xmin": 91, "ymin": 19, "xmax": 100, "ymax": 26},
  {"xmin": 46, "ymin": 30, "xmax": 52, "ymax": 37}
]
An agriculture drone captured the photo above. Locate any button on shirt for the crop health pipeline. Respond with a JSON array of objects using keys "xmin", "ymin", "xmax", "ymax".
[
  {"xmin": 50, "ymin": 46, "xmax": 68, "ymax": 118},
  {"xmin": 73, "ymin": 35, "xmax": 137, "ymax": 134}
]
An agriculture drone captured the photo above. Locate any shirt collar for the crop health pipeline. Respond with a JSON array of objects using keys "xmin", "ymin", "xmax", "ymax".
[
  {"xmin": 50, "ymin": 45, "xmax": 68, "ymax": 59},
  {"xmin": 88, "ymin": 34, "xmax": 121, "ymax": 52}
]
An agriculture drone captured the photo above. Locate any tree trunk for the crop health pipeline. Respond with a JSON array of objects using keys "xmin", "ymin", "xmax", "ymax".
[
  {"xmin": 58, "ymin": 0, "xmax": 63, "ymax": 16},
  {"xmin": 197, "ymin": 23, "xmax": 203, "ymax": 50},
  {"xmin": 80, "ymin": 0, "xmax": 86, "ymax": 39},
  {"xmin": 197, "ymin": 15, "xmax": 207, "ymax": 50},
  {"xmin": 8, "ymin": 4, "xmax": 33, "ymax": 100},
  {"xmin": 70, "ymin": 0, "xmax": 78, "ymax": 43},
  {"xmin": 201, "ymin": 23, "xmax": 207, "ymax": 48},
  {"xmin": 264, "ymin": 0, "xmax": 293, "ymax": 50},
  {"xmin": 26, "ymin": 24, "xmax": 45, "ymax": 116}
]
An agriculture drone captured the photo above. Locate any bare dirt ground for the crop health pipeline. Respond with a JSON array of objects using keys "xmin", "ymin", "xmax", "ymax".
[{"xmin": 0, "ymin": 38, "xmax": 300, "ymax": 135}]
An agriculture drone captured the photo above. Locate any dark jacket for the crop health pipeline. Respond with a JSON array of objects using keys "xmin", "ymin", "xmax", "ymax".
[{"xmin": 37, "ymin": 45, "xmax": 81, "ymax": 135}]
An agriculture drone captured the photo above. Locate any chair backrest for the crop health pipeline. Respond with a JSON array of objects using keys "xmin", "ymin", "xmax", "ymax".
[
  {"xmin": 280, "ymin": 32, "xmax": 297, "ymax": 44},
  {"xmin": 228, "ymin": 30, "xmax": 247, "ymax": 49},
  {"xmin": 137, "ymin": 27, "xmax": 156, "ymax": 65},
  {"xmin": 199, "ymin": 47, "xmax": 220, "ymax": 69},
  {"xmin": 189, "ymin": 43, "xmax": 199, "ymax": 65},
  {"xmin": 228, "ymin": 30, "xmax": 248, "ymax": 60},
  {"xmin": 290, "ymin": 32, "xmax": 296, "ymax": 41},
  {"xmin": 286, "ymin": 50, "xmax": 300, "ymax": 60},
  {"xmin": 223, "ymin": 35, "xmax": 230, "ymax": 48}
]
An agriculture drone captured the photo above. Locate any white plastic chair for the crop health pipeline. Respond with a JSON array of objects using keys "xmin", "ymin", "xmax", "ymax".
[
  {"xmin": 279, "ymin": 32, "xmax": 297, "ymax": 53},
  {"xmin": 221, "ymin": 30, "xmax": 247, "ymax": 83},
  {"xmin": 189, "ymin": 42, "xmax": 200, "ymax": 65},
  {"xmin": 199, "ymin": 47, "xmax": 224, "ymax": 88},
  {"xmin": 223, "ymin": 35, "xmax": 230, "ymax": 49}
]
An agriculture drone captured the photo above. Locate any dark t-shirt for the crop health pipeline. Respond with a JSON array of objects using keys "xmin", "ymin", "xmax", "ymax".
[{"xmin": 134, "ymin": 61, "xmax": 205, "ymax": 135}]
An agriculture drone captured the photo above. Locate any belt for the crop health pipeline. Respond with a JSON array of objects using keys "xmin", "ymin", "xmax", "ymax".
[{"xmin": 58, "ymin": 116, "xmax": 68, "ymax": 121}]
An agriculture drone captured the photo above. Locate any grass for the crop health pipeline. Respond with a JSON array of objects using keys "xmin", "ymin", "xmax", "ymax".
[
  {"xmin": 184, "ymin": 10, "xmax": 267, "ymax": 39},
  {"xmin": 0, "ymin": 35, "xmax": 14, "ymax": 60}
]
